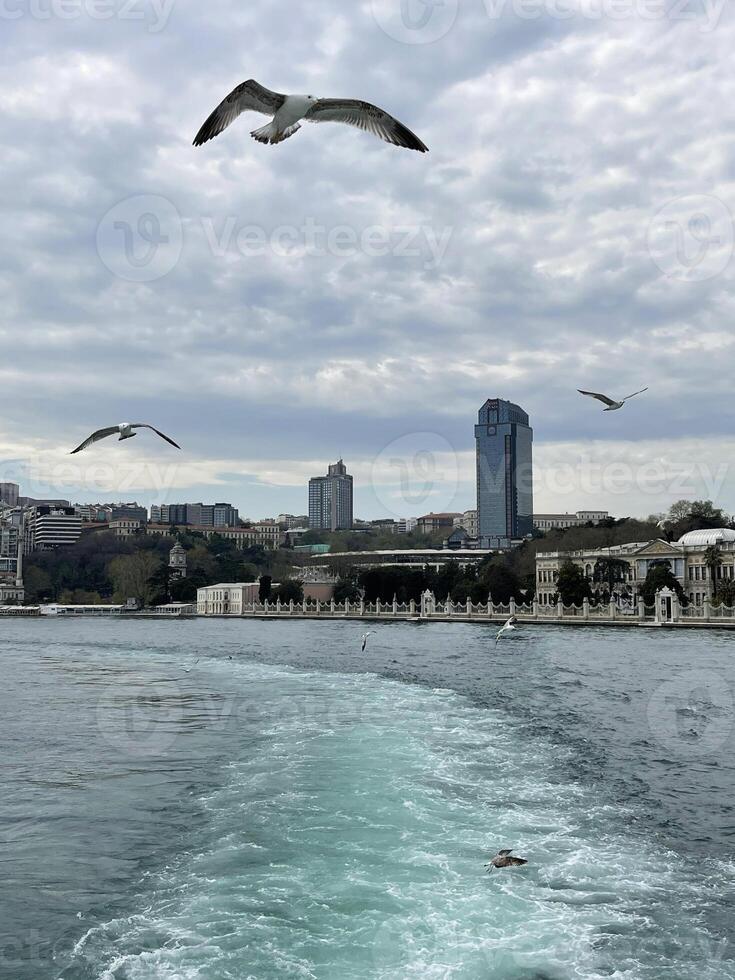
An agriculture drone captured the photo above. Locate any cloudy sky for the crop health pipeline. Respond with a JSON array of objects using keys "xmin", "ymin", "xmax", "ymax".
[{"xmin": 1, "ymin": 0, "xmax": 734, "ymax": 520}]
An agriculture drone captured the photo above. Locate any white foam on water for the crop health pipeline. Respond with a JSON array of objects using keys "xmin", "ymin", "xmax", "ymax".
[{"xmin": 61, "ymin": 663, "xmax": 735, "ymax": 980}]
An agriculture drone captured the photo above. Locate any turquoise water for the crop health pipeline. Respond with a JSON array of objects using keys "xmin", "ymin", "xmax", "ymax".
[{"xmin": 1, "ymin": 620, "xmax": 734, "ymax": 979}]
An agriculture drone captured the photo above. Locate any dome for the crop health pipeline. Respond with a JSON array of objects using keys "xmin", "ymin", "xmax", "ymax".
[{"xmin": 676, "ymin": 528, "xmax": 735, "ymax": 547}]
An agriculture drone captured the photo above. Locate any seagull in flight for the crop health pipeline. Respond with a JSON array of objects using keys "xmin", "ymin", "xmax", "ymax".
[
  {"xmin": 485, "ymin": 849, "xmax": 528, "ymax": 872},
  {"xmin": 361, "ymin": 631, "xmax": 376, "ymax": 652},
  {"xmin": 193, "ymin": 79, "xmax": 428, "ymax": 153},
  {"xmin": 495, "ymin": 616, "xmax": 517, "ymax": 645},
  {"xmin": 70, "ymin": 423, "xmax": 181, "ymax": 454},
  {"xmin": 578, "ymin": 387, "xmax": 648, "ymax": 412},
  {"xmin": 181, "ymin": 659, "xmax": 200, "ymax": 674}
]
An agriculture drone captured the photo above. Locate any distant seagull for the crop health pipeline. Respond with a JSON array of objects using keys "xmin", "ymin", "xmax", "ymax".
[
  {"xmin": 495, "ymin": 616, "xmax": 517, "ymax": 645},
  {"xmin": 181, "ymin": 659, "xmax": 200, "ymax": 674},
  {"xmin": 485, "ymin": 849, "xmax": 528, "ymax": 872},
  {"xmin": 193, "ymin": 79, "xmax": 428, "ymax": 153},
  {"xmin": 361, "ymin": 631, "xmax": 375, "ymax": 652},
  {"xmin": 70, "ymin": 423, "xmax": 181, "ymax": 454},
  {"xmin": 577, "ymin": 387, "xmax": 648, "ymax": 412}
]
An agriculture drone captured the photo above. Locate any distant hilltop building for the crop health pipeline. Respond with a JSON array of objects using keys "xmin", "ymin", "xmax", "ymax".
[
  {"xmin": 150, "ymin": 502, "xmax": 239, "ymax": 528},
  {"xmin": 534, "ymin": 511, "xmax": 610, "ymax": 531},
  {"xmin": 309, "ymin": 459, "xmax": 354, "ymax": 531},
  {"xmin": 0, "ymin": 483, "xmax": 19, "ymax": 507},
  {"xmin": 475, "ymin": 399, "xmax": 534, "ymax": 549}
]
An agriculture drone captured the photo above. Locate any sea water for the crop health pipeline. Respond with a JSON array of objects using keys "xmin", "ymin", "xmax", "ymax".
[{"xmin": 1, "ymin": 619, "xmax": 733, "ymax": 979}]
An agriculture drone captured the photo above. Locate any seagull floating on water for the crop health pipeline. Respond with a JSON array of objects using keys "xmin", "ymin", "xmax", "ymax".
[
  {"xmin": 578, "ymin": 387, "xmax": 648, "ymax": 412},
  {"xmin": 485, "ymin": 849, "xmax": 528, "ymax": 872},
  {"xmin": 193, "ymin": 79, "xmax": 428, "ymax": 153},
  {"xmin": 361, "ymin": 631, "xmax": 375, "ymax": 652},
  {"xmin": 181, "ymin": 659, "xmax": 200, "ymax": 674},
  {"xmin": 70, "ymin": 423, "xmax": 181, "ymax": 454},
  {"xmin": 495, "ymin": 616, "xmax": 517, "ymax": 645}
]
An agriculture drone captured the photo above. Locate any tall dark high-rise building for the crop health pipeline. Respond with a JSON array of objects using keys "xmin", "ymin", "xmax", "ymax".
[
  {"xmin": 309, "ymin": 460, "xmax": 354, "ymax": 531},
  {"xmin": 475, "ymin": 399, "xmax": 533, "ymax": 549}
]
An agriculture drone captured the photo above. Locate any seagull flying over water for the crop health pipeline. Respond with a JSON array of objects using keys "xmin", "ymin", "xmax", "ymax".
[
  {"xmin": 181, "ymin": 659, "xmax": 200, "ymax": 674},
  {"xmin": 70, "ymin": 423, "xmax": 181, "ymax": 454},
  {"xmin": 495, "ymin": 616, "xmax": 517, "ymax": 645},
  {"xmin": 361, "ymin": 631, "xmax": 375, "ymax": 652},
  {"xmin": 193, "ymin": 79, "xmax": 428, "ymax": 153},
  {"xmin": 485, "ymin": 849, "xmax": 528, "ymax": 872},
  {"xmin": 578, "ymin": 387, "xmax": 648, "ymax": 412}
]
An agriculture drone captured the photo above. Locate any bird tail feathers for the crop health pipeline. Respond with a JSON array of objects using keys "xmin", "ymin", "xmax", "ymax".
[{"xmin": 251, "ymin": 122, "xmax": 301, "ymax": 144}]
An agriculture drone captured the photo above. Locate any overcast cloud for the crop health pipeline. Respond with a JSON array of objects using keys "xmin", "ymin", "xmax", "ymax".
[{"xmin": 1, "ymin": 0, "xmax": 733, "ymax": 519}]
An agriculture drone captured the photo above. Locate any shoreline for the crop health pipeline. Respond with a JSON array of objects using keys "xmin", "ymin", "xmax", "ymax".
[{"xmin": 3, "ymin": 609, "xmax": 735, "ymax": 630}]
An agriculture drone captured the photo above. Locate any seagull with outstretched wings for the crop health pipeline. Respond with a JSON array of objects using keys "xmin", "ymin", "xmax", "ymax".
[
  {"xmin": 495, "ymin": 616, "xmax": 518, "ymax": 646},
  {"xmin": 578, "ymin": 387, "xmax": 648, "ymax": 412},
  {"xmin": 193, "ymin": 79, "xmax": 428, "ymax": 152},
  {"xmin": 70, "ymin": 423, "xmax": 181, "ymax": 454}
]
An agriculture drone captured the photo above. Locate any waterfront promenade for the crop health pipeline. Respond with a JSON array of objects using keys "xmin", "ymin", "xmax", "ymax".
[{"xmin": 3, "ymin": 592, "xmax": 734, "ymax": 628}]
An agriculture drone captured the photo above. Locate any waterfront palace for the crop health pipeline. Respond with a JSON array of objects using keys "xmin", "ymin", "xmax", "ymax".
[{"xmin": 536, "ymin": 528, "xmax": 735, "ymax": 607}]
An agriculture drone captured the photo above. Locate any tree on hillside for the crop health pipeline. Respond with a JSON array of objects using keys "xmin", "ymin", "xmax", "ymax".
[
  {"xmin": 272, "ymin": 579, "xmax": 304, "ymax": 604},
  {"xmin": 109, "ymin": 552, "xmax": 162, "ymax": 606},
  {"xmin": 640, "ymin": 563, "xmax": 687, "ymax": 607},
  {"xmin": 555, "ymin": 561, "xmax": 592, "ymax": 607},
  {"xmin": 258, "ymin": 575, "xmax": 272, "ymax": 602},
  {"xmin": 593, "ymin": 558, "xmax": 630, "ymax": 593},
  {"xmin": 704, "ymin": 545, "xmax": 723, "ymax": 598},
  {"xmin": 667, "ymin": 500, "xmax": 693, "ymax": 523},
  {"xmin": 333, "ymin": 577, "xmax": 361, "ymax": 603},
  {"xmin": 480, "ymin": 557, "xmax": 520, "ymax": 605}
]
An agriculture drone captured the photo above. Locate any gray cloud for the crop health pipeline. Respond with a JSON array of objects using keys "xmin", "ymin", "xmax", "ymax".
[{"xmin": 1, "ymin": 0, "xmax": 734, "ymax": 518}]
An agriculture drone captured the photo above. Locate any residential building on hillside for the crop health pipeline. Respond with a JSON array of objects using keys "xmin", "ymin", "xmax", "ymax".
[
  {"xmin": 534, "ymin": 510, "xmax": 609, "ymax": 531},
  {"xmin": 475, "ymin": 399, "xmax": 533, "ymax": 549},
  {"xmin": 24, "ymin": 506, "xmax": 82, "ymax": 552},
  {"xmin": 147, "ymin": 523, "xmax": 284, "ymax": 551},
  {"xmin": 536, "ymin": 528, "xmax": 735, "ymax": 607},
  {"xmin": 309, "ymin": 459, "xmax": 354, "ymax": 531},
  {"xmin": 149, "ymin": 502, "xmax": 239, "ymax": 527},
  {"xmin": 454, "ymin": 510, "xmax": 479, "ymax": 537},
  {"xmin": 0, "ymin": 483, "xmax": 19, "ymax": 507}
]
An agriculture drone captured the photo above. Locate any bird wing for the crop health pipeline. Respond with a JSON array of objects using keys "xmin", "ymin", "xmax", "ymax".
[
  {"xmin": 305, "ymin": 99, "xmax": 428, "ymax": 152},
  {"xmin": 508, "ymin": 857, "xmax": 528, "ymax": 866},
  {"xmin": 621, "ymin": 386, "xmax": 648, "ymax": 402},
  {"xmin": 578, "ymin": 389, "xmax": 617, "ymax": 407},
  {"xmin": 193, "ymin": 80, "xmax": 286, "ymax": 146},
  {"xmin": 70, "ymin": 426, "xmax": 119, "ymax": 454},
  {"xmin": 132, "ymin": 424, "xmax": 182, "ymax": 449}
]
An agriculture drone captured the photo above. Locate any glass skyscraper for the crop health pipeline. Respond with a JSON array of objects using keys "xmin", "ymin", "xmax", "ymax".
[
  {"xmin": 475, "ymin": 399, "xmax": 533, "ymax": 549},
  {"xmin": 309, "ymin": 460, "xmax": 354, "ymax": 531}
]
